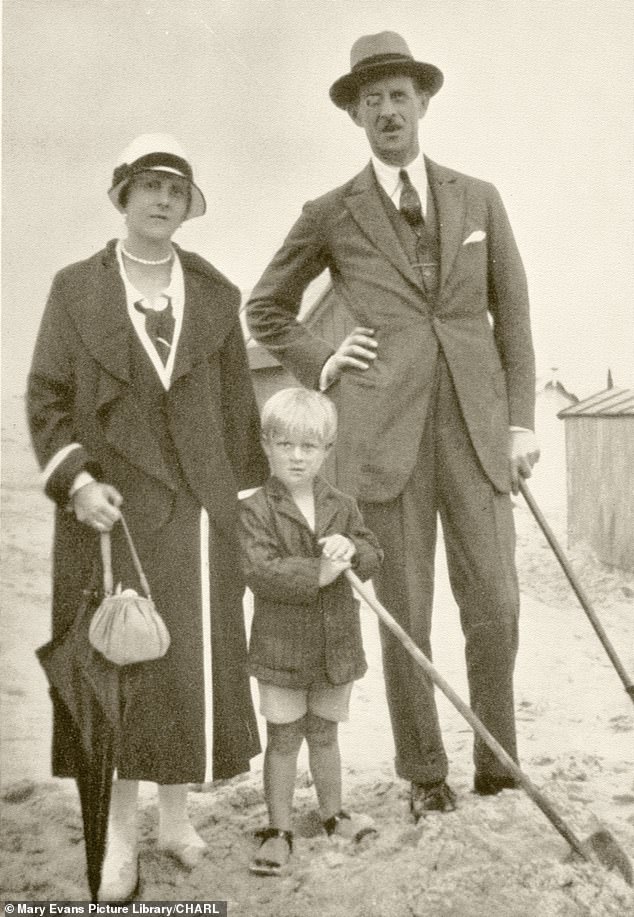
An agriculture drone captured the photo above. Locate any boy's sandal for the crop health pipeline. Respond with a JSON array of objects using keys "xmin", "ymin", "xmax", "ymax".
[
  {"xmin": 249, "ymin": 828, "xmax": 293, "ymax": 876},
  {"xmin": 322, "ymin": 810, "xmax": 377, "ymax": 842}
]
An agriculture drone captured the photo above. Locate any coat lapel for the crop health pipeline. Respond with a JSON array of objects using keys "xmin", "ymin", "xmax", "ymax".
[
  {"xmin": 426, "ymin": 157, "xmax": 467, "ymax": 292},
  {"xmin": 77, "ymin": 244, "xmax": 132, "ymax": 385},
  {"xmin": 69, "ymin": 243, "xmax": 244, "ymax": 493},
  {"xmin": 265, "ymin": 477, "xmax": 342, "ymax": 539},
  {"xmin": 70, "ymin": 244, "xmax": 174, "ymax": 490},
  {"xmin": 345, "ymin": 163, "xmax": 424, "ymax": 293},
  {"xmin": 170, "ymin": 248, "xmax": 239, "ymax": 384},
  {"xmin": 314, "ymin": 477, "xmax": 343, "ymax": 535},
  {"xmin": 265, "ymin": 478, "xmax": 312, "ymax": 532}
]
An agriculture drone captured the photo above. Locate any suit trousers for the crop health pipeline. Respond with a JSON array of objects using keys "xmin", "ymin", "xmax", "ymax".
[{"xmin": 360, "ymin": 354, "xmax": 520, "ymax": 785}]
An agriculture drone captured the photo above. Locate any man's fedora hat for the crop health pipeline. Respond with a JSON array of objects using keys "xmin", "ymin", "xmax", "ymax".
[
  {"xmin": 108, "ymin": 133, "xmax": 206, "ymax": 220},
  {"xmin": 330, "ymin": 31, "xmax": 443, "ymax": 110}
]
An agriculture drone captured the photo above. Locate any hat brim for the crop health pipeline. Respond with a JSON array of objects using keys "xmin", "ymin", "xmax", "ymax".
[
  {"xmin": 330, "ymin": 60, "xmax": 443, "ymax": 109},
  {"xmin": 108, "ymin": 167, "xmax": 206, "ymax": 220}
]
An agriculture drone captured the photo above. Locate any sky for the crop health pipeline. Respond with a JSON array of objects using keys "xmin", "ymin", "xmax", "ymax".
[{"xmin": 2, "ymin": 0, "xmax": 633, "ymax": 401}]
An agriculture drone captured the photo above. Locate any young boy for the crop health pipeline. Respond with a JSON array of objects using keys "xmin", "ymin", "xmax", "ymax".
[{"xmin": 239, "ymin": 387, "xmax": 383, "ymax": 876}]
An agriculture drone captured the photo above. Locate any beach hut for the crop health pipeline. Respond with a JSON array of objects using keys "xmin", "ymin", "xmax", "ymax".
[
  {"xmin": 531, "ymin": 370, "xmax": 578, "ymax": 509},
  {"xmin": 558, "ymin": 387, "xmax": 634, "ymax": 572}
]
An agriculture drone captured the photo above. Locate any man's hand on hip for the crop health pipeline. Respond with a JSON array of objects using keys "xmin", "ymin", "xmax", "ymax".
[
  {"xmin": 321, "ymin": 327, "xmax": 377, "ymax": 389},
  {"xmin": 509, "ymin": 429, "xmax": 540, "ymax": 495}
]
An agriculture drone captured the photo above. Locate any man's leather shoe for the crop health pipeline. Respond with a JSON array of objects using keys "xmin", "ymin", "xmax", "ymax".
[
  {"xmin": 410, "ymin": 780, "xmax": 457, "ymax": 819},
  {"xmin": 473, "ymin": 773, "xmax": 519, "ymax": 796}
]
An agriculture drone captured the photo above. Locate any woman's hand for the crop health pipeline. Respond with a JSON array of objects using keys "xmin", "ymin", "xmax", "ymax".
[{"xmin": 72, "ymin": 482, "xmax": 123, "ymax": 532}]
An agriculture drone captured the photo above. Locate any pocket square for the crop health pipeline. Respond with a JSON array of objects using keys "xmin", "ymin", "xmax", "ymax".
[{"xmin": 463, "ymin": 230, "xmax": 486, "ymax": 245}]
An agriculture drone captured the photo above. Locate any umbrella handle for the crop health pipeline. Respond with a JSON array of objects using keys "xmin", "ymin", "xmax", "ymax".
[{"xmin": 518, "ymin": 479, "xmax": 634, "ymax": 704}]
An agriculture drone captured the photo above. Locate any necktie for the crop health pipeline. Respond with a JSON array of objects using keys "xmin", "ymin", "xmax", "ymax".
[
  {"xmin": 399, "ymin": 169, "xmax": 424, "ymax": 229},
  {"xmin": 134, "ymin": 296, "xmax": 175, "ymax": 365}
]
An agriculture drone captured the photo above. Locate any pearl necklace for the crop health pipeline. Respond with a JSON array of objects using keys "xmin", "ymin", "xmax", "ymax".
[{"xmin": 122, "ymin": 245, "xmax": 174, "ymax": 266}]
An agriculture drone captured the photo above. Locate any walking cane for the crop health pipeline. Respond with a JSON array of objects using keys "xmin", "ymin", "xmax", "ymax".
[
  {"xmin": 345, "ymin": 569, "xmax": 633, "ymax": 885},
  {"xmin": 518, "ymin": 479, "xmax": 634, "ymax": 706}
]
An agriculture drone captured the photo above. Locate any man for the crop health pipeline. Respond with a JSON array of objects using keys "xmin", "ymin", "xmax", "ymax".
[{"xmin": 247, "ymin": 32, "xmax": 539, "ymax": 818}]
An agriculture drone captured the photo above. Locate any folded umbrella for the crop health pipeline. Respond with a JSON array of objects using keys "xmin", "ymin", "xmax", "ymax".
[{"xmin": 37, "ymin": 572, "xmax": 121, "ymax": 901}]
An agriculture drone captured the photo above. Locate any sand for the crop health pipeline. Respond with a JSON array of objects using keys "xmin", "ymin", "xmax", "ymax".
[{"xmin": 1, "ymin": 392, "xmax": 633, "ymax": 915}]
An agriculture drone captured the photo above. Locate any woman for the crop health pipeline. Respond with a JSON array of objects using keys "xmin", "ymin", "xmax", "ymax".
[{"xmin": 27, "ymin": 134, "xmax": 268, "ymax": 900}]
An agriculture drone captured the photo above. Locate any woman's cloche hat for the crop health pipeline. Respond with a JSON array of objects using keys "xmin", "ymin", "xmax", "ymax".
[
  {"xmin": 330, "ymin": 31, "xmax": 443, "ymax": 110},
  {"xmin": 108, "ymin": 133, "xmax": 206, "ymax": 220}
]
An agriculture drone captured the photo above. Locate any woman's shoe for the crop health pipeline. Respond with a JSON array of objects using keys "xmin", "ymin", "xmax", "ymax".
[
  {"xmin": 158, "ymin": 828, "xmax": 207, "ymax": 869},
  {"xmin": 98, "ymin": 840, "xmax": 139, "ymax": 902},
  {"xmin": 249, "ymin": 828, "xmax": 293, "ymax": 877}
]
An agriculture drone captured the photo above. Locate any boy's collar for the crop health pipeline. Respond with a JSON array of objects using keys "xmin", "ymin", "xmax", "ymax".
[{"xmin": 266, "ymin": 474, "xmax": 330, "ymax": 499}]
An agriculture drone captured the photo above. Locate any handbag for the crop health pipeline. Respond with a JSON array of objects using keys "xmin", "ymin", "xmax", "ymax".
[{"xmin": 88, "ymin": 514, "xmax": 171, "ymax": 666}]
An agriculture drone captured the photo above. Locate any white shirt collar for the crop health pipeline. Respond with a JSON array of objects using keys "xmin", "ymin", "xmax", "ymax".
[
  {"xmin": 115, "ymin": 239, "xmax": 185, "ymax": 389},
  {"xmin": 371, "ymin": 152, "xmax": 428, "ymax": 217}
]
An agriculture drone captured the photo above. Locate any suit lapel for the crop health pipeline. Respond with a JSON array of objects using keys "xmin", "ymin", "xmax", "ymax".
[
  {"xmin": 345, "ymin": 163, "xmax": 424, "ymax": 293},
  {"xmin": 426, "ymin": 157, "xmax": 467, "ymax": 292}
]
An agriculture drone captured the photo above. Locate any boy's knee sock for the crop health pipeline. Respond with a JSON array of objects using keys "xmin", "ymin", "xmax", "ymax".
[
  {"xmin": 304, "ymin": 714, "xmax": 341, "ymax": 819},
  {"xmin": 264, "ymin": 717, "xmax": 306, "ymax": 830},
  {"xmin": 304, "ymin": 712, "xmax": 337, "ymax": 749},
  {"xmin": 266, "ymin": 716, "xmax": 306, "ymax": 756}
]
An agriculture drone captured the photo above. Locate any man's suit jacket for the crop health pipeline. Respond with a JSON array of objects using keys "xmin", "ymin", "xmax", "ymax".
[{"xmin": 247, "ymin": 158, "xmax": 535, "ymax": 501}]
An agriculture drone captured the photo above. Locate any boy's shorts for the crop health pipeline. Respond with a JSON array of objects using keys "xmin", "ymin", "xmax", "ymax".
[{"xmin": 258, "ymin": 680, "xmax": 353, "ymax": 724}]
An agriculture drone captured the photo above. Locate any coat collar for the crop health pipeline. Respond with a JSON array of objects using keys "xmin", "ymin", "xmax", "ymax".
[
  {"xmin": 263, "ymin": 475, "xmax": 343, "ymax": 536},
  {"xmin": 344, "ymin": 158, "xmax": 467, "ymax": 294},
  {"xmin": 71, "ymin": 240, "xmax": 239, "ymax": 387},
  {"xmin": 64, "ymin": 241, "xmax": 242, "ymax": 492}
]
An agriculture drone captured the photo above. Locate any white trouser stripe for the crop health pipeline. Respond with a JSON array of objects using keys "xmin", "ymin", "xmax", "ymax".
[{"xmin": 200, "ymin": 508, "xmax": 214, "ymax": 782}]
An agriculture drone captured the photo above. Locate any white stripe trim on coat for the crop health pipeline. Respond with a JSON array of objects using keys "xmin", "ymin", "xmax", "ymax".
[
  {"xmin": 200, "ymin": 508, "xmax": 214, "ymax": 782},
  {"xmin": 41, "ymin": 442, "xmax": 83, "ymax": 487}
]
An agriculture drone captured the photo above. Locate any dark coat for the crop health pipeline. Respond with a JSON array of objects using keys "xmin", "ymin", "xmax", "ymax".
[
  {"xmin": 240, "ymin": 475, "xmax": 383, "ymax": 688},
  {"xmin": 247, "ymin": 158, "xmax": 536, "ymax": 500},
  {"xmin": 28, "ymin": 240, "xmax": 269, "ymax": 782}
]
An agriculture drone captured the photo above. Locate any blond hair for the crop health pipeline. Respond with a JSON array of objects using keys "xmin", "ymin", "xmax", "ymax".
[{"xmin": 261, "ymin": 387, "xmax": 337, "ymax": 446}]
